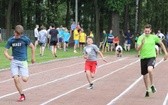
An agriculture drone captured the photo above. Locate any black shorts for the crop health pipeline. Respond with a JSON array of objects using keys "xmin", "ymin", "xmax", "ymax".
[
  {"xmin": 117, "ymin": 49, "xmax": 121, "ymax": 53},
  {"xmin": 35, "ymin": 37, "xmax": 38, "ymax": 41},
  {"xmin": 114, "ymin": 43, "xmax": 118, "ymax": 47},
  {"xmin": 156, "ymin": 43, "xmax": 160, "ymax": 47},
  {"xmin": 79, "ymin": 42, "xmax": 85, "ymax": 45},
  {"xmin": 50, "ymin": 41, "xmax": 57, "ymax": 46},
  {"xmin": 140, "ymin": 57, "xmax": 156, "ymax": 75},
  {"xmin": 39, "ymin": 42, "xmax": 45, "ymax": 46}
]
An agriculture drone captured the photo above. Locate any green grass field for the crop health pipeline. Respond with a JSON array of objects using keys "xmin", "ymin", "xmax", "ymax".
[
  {"xmin": 0, "ymin": 41, "xmax": 83, "ymax": 70},
  {"xmin": 0, "ymin": 41, "xmax": 138, "ymax": 70}
]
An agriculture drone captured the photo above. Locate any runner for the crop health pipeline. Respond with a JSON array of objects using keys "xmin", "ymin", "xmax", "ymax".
[
  {"xmin": 4, "ymin": 25, "xmax": 35, "ymax": 101},
  {"xmin": 137, "ymin": 24, "xmax": 168, "ymax": 97},
  {"xmin": 83, "ymin": 36, "xmax": 106, "ymax": 89}
]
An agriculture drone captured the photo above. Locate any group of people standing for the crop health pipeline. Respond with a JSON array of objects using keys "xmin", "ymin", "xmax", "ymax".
[
  {"xmin": 70, "ymin": 21, "xmax": 94, "ymax": 53},
  {"xmin": 99, "ymin": 30, "xmax": 123, "ymax": 57},
  {"xmin": 34, "ymin": 24, "xmax": 71, "ymax": 57}
]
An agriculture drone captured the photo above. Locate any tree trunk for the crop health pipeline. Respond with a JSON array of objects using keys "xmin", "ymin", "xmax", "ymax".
[
  {"xmin": 6, "ymin": 0, "xmax": 13, "ymax": 37},
  {"xmin": 66, "ymin": 0, "xmax": 70, "ymax": 27},
  {"xmin": 111, "ymin": 12, "xmax": 122, "ymax": 44},
  {"xmin": 94, "ymin": 0, "xmax": 100, "ymax": 45},
  {"xmin": 137, "ymin": 0, "xmax": 142, "ymax": 34},
  {"xmin": 123, "ymin": 5, "xmax": 129, "ymax": 32}
]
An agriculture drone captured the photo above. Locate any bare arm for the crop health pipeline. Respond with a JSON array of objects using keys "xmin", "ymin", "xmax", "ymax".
[
  {"xmin": 136, "ymin": 37, "xmax": 145, "ymax": 51},
  {"xmin": 97, "ymin": 51, "xmax": 107, "ymax": 62},
  {"xmin": 159, "ymin": 41, "xmax": 168, "ymax": 60},
  {"xmin": 4, "ymin": 48, "xmax": 13, "ymax": 60},
  {"xmin": 29, "ymin": 43, "xmax": 35, "ymax": 63}
]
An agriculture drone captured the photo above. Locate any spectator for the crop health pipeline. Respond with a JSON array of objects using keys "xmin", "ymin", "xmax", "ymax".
[
  {"xmin": 123, "ymin": 29, "xmax": 133, "ymax": 51},
  {"xmin": 38, "ymin": 25, "xmax": 48, "ymax": 56},
  {"xmin": 79, "ymin": 28, "xmax": 87, "ymax": 52},
  {"xmin": 34, "ymin": 24, "xmax": 39, "ymax": 49},
  {"xmin": 107, "ymin": 30, "xmax": 114, "ymax": 52},
  {"xmin": 49, "ymin": 24, "xmax": 59, "ymax": 57},
  {"xmin": 73, "ymin": 26, "xmax": 80, "ymax": 53},
  {"xmin": 63, "ymin": 28, "xmax": 71, "ymax": 51},
  {"xmin": 115, "ymin": 44, "xmax": 123, "ymax": 57}
]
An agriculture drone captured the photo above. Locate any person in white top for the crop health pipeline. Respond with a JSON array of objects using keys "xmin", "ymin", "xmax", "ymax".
[
  {"xmin": 34, "ymin": 24, "xmax": 39, "ymax": 49},
  {"xmin": 157, "ymin": 30, "xmax": 165, "ymax": 40},
  {"xmin": 38, "ymin": 25, "xmax": 48, "ymax": 56},
  {"xmin": 115, "ymin": 44, "xmax": 123, "ymax": 57},
  {"xmin": 156, "ymin": 30, "xmax": 165, "ymax": 54}
]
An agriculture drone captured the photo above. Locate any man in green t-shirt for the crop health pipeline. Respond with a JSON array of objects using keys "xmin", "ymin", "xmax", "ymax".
[{"xmin": 137, "ymin": 24, "xmax": 168, "ymax": 97}]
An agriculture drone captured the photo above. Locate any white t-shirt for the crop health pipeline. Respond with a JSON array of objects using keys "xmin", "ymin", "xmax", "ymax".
[
  {"xmin": 157, "ymin": 33, "xmax": 165, "ymax": 40},
  {"xmin": 38, "ymin": 29, "xmax": 47, "ymax": 43},
  {"xmin": 115, "ymin": 45, "xmax": 123, "ymax": 51},
  {"xmin": 34, "ymin": 28, "xmax": 39, "ymax": 38},
  {"xmin": 155, "ymin": 45, "xmax": 159, "ymax": 52}
]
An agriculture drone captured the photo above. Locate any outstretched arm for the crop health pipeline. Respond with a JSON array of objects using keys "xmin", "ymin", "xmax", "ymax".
[
  {"xmin": 159, "ymin": 41, "xmax": 168, "ymax": 60},
  {"xmin": 98, "ymin": 51, "xmax": 107, "ymax": 62}
]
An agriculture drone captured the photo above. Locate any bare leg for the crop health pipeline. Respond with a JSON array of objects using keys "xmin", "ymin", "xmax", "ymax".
[
  {"xmin": 86, "ymin": 71, "xmax": 92, "ymax": 84},
  {"xmin": 13, "ymin": 76, "xmax": 23, "ymax": 95},
  {"xmin": 143, "ymin": 74, "xmax": 150, "ymax": 90},
  {"xmin": 148, "ymin": 66, "xmax": 154, "ymax": 85}
]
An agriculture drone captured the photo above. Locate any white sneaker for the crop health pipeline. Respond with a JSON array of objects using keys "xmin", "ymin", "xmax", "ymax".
[{"xmin": 87, "ymin": 83, "xmax": 93, "ymax": 89}]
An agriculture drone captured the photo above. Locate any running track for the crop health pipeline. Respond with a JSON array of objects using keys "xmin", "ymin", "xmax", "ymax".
[{"xmin": 0, "ymin": 55, "xmax": 168, "ymax": 105}]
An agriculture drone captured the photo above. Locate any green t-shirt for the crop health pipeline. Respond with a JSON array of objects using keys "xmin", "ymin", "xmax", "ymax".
[
  {"xmin": 137, "ymin": 34, "xmax": 160, "ymax": 59},
  {"xmin": 103, "ymin": 33, "xmax": 108, "ymax": 42}
]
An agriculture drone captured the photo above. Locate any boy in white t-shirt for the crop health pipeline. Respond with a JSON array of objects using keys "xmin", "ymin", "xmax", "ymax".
[{"xmin": 115, "ymin": 44, "xmax": 123, "ymax": 57}]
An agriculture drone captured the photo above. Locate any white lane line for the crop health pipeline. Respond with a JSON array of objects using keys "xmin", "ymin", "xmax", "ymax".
[
  {"xmin": 0, "ymin": 57, "xmax": 109, "ymax": 84},
  {"xmin": 0, "ymin": 57, "xmax": 126, "ymax": 99},
  {"xmin": 0, "ymin": 62, "xmax": 84, "ymax": 84},
  {"xmin": 40, "ymin": 59, "xmax": 139, "ymax": 105},
  {"xmin": 163, "ymin": 93, "xmax": 168, "ymax": 105},
  {"xmin": 0, "ymin": 56, "xmax": 82, "ymax": 72},
  {"xmin": 107, "ymin": 59, "xmax": 164, "ymax": 105}
]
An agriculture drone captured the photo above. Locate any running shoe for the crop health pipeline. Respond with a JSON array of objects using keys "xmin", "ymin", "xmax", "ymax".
[
  {"xmin": 17, "ymin": 95, "xmax": 25, "ymax": 102},
  {"xmin": 145, "ymin": 91, "xmax": 149, "ymax": 97},
  {"xmin": 87, "ymin": 83, "xmax": 93, "ymax": 89},
  {"xmin": 151, "ymin": 85, "xmax": 157, "ymax": 93}
]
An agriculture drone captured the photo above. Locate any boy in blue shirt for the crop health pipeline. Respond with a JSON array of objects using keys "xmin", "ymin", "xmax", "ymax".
[{"xmin": 4, "ymin": 25, "xmax": 35, "ymax": 102}]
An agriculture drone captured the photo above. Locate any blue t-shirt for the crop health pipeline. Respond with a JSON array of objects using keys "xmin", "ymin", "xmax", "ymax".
[
  {"xmin": 63, "ymin": 32, "xmax": 70, "ymax": 42},
  {"xmin": 107, "ymin": 33, "xmax": 114, "ymax": 43},
  {"xmin": 5, "ymin": 35, "xmax": 31, "ymax": 61},
  {"xmin": 58, "ymin": 29, "xmax": 64, "ymax": 38}
]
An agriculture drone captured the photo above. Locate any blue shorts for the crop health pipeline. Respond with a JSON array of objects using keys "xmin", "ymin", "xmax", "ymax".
[
  {"xmin": 127, "ymin": 39, "xmax": 131, "ymax": 44},
  {"xmin": 10, "ymin": 60, "xmax": 29, "ymax": 77},
  {"xmin": 74, "ymin": 40, "xmax": 79, "ymax": 45}
]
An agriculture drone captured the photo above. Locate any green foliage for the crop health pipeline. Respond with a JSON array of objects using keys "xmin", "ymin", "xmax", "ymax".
[{"xmin": 105, "ymin": 0, "xmax": 126, "ymax": 13}]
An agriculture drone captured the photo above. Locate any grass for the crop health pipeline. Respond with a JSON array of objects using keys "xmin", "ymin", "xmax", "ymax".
[
  {"xmin": 0, "ymin": 41, "xmax": 82, "ymax": 70},
  {"xmin": 0, "ymin": 41, "xmax": 138, "ymax": 70}
]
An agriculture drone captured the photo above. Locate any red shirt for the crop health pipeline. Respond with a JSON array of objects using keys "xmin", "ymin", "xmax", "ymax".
[{"xmin": 113, "ymin": 37, "xmax": 119, "ymax": 43}]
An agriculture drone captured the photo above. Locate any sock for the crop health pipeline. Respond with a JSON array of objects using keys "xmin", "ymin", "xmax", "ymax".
[{"xmin": 21, "ymin": 94, "xmax": 25, "ymax": 96}]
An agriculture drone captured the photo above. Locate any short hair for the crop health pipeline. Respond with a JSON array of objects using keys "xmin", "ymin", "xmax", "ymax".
[
  {"xmin": 144, "ymin": 24, "xmax": 152, "ymax": 29},
  {"xmin": 15, "ymin": 25, "xmax": 24, "ymax": 35},
  {"xmin": 50, "ymin": 24, "xmax": 55, "ymax": 28},
  {"xmin": 87, "ymin": 36, "xmax": 93, "ymax": 40}
]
